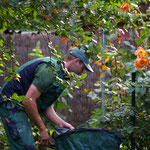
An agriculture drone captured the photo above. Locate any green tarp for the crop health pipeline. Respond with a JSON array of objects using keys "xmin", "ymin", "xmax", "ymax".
[{"xmin": 53, "ymin": 128, "xmax": 122, "ymax": 150}]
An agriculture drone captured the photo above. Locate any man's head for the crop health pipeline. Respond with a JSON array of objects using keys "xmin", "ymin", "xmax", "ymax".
[{"xmin": 64, "ymin": 47, "xmax": 93, "ymax": 75}]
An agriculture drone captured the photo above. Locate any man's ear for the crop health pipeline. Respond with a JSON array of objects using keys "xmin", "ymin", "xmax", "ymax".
[
  {"xmin": 74, "ymin": 58, "xmax": 80, "ymax": 62},
  {"xmin": 71, "ymin": 58, "xmax": 80, "ymax": 65}
]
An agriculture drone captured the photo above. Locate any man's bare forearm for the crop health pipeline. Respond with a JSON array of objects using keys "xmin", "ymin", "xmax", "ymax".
[
  {"xmin": 23, "ymin": 84, "xmax": 46, "ymax": 131},
  {"xmin": 44, "ymin": 106, "xmax": 75, "ymax": 129},
  {"xmin": 22, "ymin": 99, "xmax": 46, "ymax": 131}
]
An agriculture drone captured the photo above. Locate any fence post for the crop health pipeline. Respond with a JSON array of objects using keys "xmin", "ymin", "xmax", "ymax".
[
  {"xmin": 131, "ymin": 72, "xmax": 136, "ymax": 150},
  {"xmin": 101, "ymin": 29, "xmax": 106, "ymax": 110}
]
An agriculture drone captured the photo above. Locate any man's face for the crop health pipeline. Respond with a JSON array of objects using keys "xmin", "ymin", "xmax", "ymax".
[{"xmin": 69, "ymin": 59, "xmax": 85, "ymax": 75}]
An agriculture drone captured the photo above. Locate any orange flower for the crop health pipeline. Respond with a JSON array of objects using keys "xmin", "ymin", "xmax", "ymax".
[
  {"xmin": 94, "ymin": 61, "xmax": 102, "ymax": 68},
  {"xmin": 74, "ymin": 41, "xmax": 79, "ymax": 47},
  {"xmin": 43, "ymin": 15, "xmax": 50, "ymax": 20},
  {"xmin": 65, "ymin": 84, "xmax": 69, "ymax": 87},
  {"xmin": 93, "ymin": 98, "xmax": 99, "ymax": 102},
  {"xmin": 69, "ymin": 40, "xmax": 80, "ymax": 49},
  {"xmin": 96, "ymin": 73, "xmax": 100, "ymax": 77},
  {"xmin": 112, "ymin": 60, "xmax": 117, "ymax": 65},
  {"xmin": 96, "ymin": 81, "xmax": 101, "ymax": 84},
  {"xmin": 83, "ymin": 88, "xmax": 89, "ymax": 92},
  {"xmin": 134, "ymin": 58, "xmax": 149, "ymax": 69},
  {"xmin": 53, "ymin": 8, "xmax": 57, "ymax": 14},
  {"xmin": 120, "ymin": 3, "xmax": 129, "ymax": 12},
  {"xmin": 120, "ymin": 89, "xmax": 127, "ymax": 97},
  {"xmin": 69, "ymin": 41, "xmax": 79, "ymax": 50},
  {"xmin": 135, "ymin": 47, "xmax": 147, "ymax": 58},
  {"xmin": 60, "ymin": 37, "xmax": 68, "ymax": 43},
  {"xmin": 104, "ymin": 49, "xmax": 109, "ymax": 53},
  {"xmin": 120, "ymin": 62, "xmax": 124, "ymax": 68},
  {"xmin": 69, "ymin": 46, "xmax": 73, "ymax": 50}
]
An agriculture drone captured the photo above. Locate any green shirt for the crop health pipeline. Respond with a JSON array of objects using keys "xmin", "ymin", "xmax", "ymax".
[{"xmin": 32, "ymin": 60, "xmax": 67, "ymax": 113}]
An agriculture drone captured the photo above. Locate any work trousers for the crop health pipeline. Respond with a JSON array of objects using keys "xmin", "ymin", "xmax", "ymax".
[{"xmin": 0, "ymin": 102, "xmax": 36, "ymax": 150}]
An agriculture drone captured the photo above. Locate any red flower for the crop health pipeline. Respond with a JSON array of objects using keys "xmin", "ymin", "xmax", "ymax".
[{"xmin": 118, "ymin": 34, "xmax": 123, "ymax": 40}]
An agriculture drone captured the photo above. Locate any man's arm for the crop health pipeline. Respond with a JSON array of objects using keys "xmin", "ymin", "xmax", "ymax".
[
  {"xmin": 44, "ymin": 105, "xmax": 75, "ymax": 130},
  {"xmin": 22, "ymin": 84, "xmax": 51, "ymax": 148}
]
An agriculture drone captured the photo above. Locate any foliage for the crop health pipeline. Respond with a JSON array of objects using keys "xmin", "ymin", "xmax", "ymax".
[
  {"xmin": 84, "ymin": 2, "xmax": 150, "ymax": 150},
  {"xmin": 0, "ymin": 122, "xmax": 9, "ymax": 150},
  {"xmin": 0, "ymin": 0, "xmax": 150, "ymax": 149}
]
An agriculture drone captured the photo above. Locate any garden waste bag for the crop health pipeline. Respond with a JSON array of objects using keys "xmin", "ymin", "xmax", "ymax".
[{"xmin": 52, "ymin": 127, "xmax": 122, "ymax": 150}]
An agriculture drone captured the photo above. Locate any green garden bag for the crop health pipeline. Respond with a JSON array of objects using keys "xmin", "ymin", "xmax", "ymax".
[{"xmin": 52, "ymin": 128, "xmax": 122, "ymax": 150}]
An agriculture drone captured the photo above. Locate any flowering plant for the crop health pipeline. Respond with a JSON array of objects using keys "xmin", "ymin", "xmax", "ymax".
[
  {"xmin": 84, "ymin": 1, "xmax": 150, "ymax": 149},
  {"xmin": 134, "ymin": 47, "xmax": 149, "ymax": 69}
]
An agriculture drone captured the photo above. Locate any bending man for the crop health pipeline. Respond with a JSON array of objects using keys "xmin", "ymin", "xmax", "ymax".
[{"xmin": 0, "ymin": 47, "xmax": 93, "ymax": 150}]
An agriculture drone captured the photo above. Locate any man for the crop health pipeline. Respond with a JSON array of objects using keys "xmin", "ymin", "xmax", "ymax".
[{"xmin": 0, "ymin": 47, "xmax": 93, "ymax": 150}]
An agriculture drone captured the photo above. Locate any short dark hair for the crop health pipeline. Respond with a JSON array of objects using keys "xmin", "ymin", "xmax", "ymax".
[
  {"xmin": 64, "ymin": 53, "xmax": 76, "ymax": 61},
  {"xmin": 64, "ymin": 53, "xmax": 83, "ymax": 64}
]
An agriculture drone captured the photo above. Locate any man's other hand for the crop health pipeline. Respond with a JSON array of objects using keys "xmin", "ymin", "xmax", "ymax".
[{"xmin": 38, "ymin": 129, "xmax": 51, "ymax": 149}]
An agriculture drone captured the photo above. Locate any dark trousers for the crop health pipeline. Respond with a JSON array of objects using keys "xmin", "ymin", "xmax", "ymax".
[{"xmin": 0, "ymin": 102, "xmax": 36, "ymax": 150}]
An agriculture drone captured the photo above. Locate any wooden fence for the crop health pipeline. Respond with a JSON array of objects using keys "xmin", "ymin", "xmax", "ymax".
[{"xmin": 0, "ymin": 33, "xmax": 99, "ymax": 127}]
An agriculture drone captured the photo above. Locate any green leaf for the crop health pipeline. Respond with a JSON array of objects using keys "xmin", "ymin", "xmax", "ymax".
[
  {"xmin": 0, "ymin": 70, "xmax": 4, "ymax": 74},
  {"xmin": 140, "ymin": 87, "xmax": 146, "ymax": 96},
  {"xmin": 61, "ymin": 97, "xmax": 67, "ymax": 104},
  {"xmin": 80, "ymin": 73, "xmax": 87, "ymax": 79},
  {"xmin": 127, "ymin": 127, "xmax": 134, "ymax": 134},
  {"xmin": 146, "ymin": 71, "xmax": 150, "ymax": 76},
  {"xmin": 4, "ymin": 76, "xmax": 12, "ymax": 82},
  {"xmin": 145, "ymin": 98, "xmax": 150, "ymax": 103},
  {"xmin": 129, "ymin": 29, "xmax": 135, "ymax": 39},
  {"xmin": 99, "ymin": 116, "xmax": 108, "ymax": 122},
  {"xmin": 91, "ymin": 4, "xmax": 98, "ymax": 10},
  {"xmin": 57, "ymin": 102, "xmax": 65, "ymax": 109},
  {"xmin": 114, "ymin": 112, "xmax": 121, "ymax": 117},
  {"xmin": 11, "ymin": 93, "xmax": 18, "ymax": 100},
  {"xmin": 127, "ymin": 87, "xmax": 135, "ymax": 93},
  {"xmin": 18, "ymin": 96, "xmax": 29, "ymax": 101}
]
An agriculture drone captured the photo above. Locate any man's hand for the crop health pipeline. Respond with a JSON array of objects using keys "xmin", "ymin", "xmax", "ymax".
[
  {"xmin": 60, "ymin": 122, "xmax": 75, "ymax": 130},
  {"xmin": 38, "ymin": 129, "xmax": 51, "ymax": 149}
]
